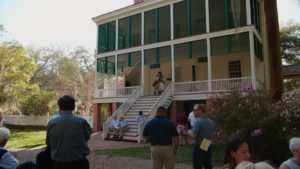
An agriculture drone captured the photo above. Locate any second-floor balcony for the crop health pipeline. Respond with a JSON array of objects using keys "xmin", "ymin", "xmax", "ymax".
[{"xmin": 94, "ymin": 76, "xmax": 263, "ymax": 100}]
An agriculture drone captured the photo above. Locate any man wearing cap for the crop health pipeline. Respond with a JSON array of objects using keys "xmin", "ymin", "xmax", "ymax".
[
  {"xmin": 143, "ymin": 106, "xmax": 179, "ymax": 169},
  {"xmin": 46, "ymin": 95, "xmax": 91, "ymax": 169}
]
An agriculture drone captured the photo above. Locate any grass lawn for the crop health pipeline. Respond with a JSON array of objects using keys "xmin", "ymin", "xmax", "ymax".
[
  {"xmin": 6, "ymin": 129, "xmax": 46, "ymax": 149},
  {"xmin": 95, "ymin": 144, "xmax": 224, "ymax": 166}
]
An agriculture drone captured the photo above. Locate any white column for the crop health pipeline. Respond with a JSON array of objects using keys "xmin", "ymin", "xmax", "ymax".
[
  {"xmin": 141, "ymin": 12, "xmax": 145, "ymax": 95},
  {"xmin": 171, "ymin": 45, "xmax": 175, "ymax": 84},
  {"xmin": 246, "ymin": 0, "xmax": 251, "ymax": 25},
  {"xmin": 115, "ymin": 54, "xmax": 118, "ymax": 96},
  {"xmin": 141, "ymin": 12, "xmax": 145, "ymax": 45},
  {"xmin": 115, "ymin": 19, "xmax": 119, "ymax": 50},
  {"xmin": 207, "ymin": 38, "xmax": 212, "ymax": 91},
  {"xmin": 205, "ymin": 0, "xmax": 210, "ymax": 33},
  {"xmin": 170, "ymin": 3, "xmax": 174, "ymax": 40},
  {"xmin": 249, "ymin": 31, "xmax": 257, "ymax": 89},
  {"xmin": 206, "ymin": 0, "xmax": 211, "ymax": 92},
  {"xmin": 141, "ymin": 50, "xmax": 145, "ymax": 96},
  {"xmin": 170, "ymin": 3, "xmax": 175, "ymax": 91},
  {"xmin": 115, "ymin": 20, "xmax": 119, "ymax": 96}
]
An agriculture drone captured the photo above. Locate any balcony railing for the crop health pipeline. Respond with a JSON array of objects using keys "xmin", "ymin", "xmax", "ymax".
[
  {"xmin": 95, "ymin": 86, "xmax": 140, "ymax": 98},
  {"xmin": 174, "ymin": 81, "xmax": 209, "ymax": 94},
  {"xmin": 174, "ymin": 77, "xmax": 253, "ymax": 94},
  {"xmin": 95, "ymin": 77, "xmax": 259, "ymax": 98},
  {"xmin": 211, "ymin": 77, "xmax": 252, "ymax": 91}
]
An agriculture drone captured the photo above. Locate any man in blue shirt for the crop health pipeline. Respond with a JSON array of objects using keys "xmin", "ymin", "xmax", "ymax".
[
  {"xmin": 108, "ymin": 116, "xmax": 119, "ymax": 139},
  {"xmin": 118, "ymin": 117, "xmax": 128, "ymax": 139},
  {"xmin": 47, "ymin": 95, "xmax": 91, "ymax": 169},
  {"xmin": 189, "ymin": 104, "xmax": 214, "ymax": 169},
  {"xmin": 143, "ymin": 106, "xmax": 179, "ymax": 169}
]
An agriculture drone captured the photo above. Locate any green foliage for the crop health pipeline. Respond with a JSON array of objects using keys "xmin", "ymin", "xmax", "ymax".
[
  {"xmin": 209, "ymin": 86, "xmax": 295, "ymax": 165},
  {"xmin": 0, "ymin": 41, "xmax": 38, "ymax": 113},
  {"xmin": 284, "ymin": 79, "xmax": 300, "ymax": 92},
  {"xmin": 21, "ymin": 91, "xmax": 55, "ymax": 116},
  {"xmin": 280, "ymin": 22, "xmax": 300, "ymax": 64}
]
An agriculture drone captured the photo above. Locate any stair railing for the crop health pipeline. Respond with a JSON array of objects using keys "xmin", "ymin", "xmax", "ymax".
[
  {"xmin": 102, "ymin": 86, "xmax": 142, "ymax": 139},
  {"xmin": 137, "ymin": 82, "xmax": 174, "ymax": 143}
]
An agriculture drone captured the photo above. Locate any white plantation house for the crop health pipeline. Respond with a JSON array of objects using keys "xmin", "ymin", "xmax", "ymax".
[{"xmin": 92, "ymin": 0, "xmax": 283, "ymax": 142}]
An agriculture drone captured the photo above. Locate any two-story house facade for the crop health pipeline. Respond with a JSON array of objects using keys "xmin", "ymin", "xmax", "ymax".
[{"xmin": 92, "ymin": 0, "xmax": 281, "ymax": 142}]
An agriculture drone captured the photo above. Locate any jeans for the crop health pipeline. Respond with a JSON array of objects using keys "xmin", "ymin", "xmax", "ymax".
[{"xmin": 192, "ymin": 144, "xmax": 212, "ymax": 169}]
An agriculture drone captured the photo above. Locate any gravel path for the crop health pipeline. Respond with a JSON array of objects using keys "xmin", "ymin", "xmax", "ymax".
[{"xmin": 12, "ymin": 132, "xmax": 197, "ymax": 169}]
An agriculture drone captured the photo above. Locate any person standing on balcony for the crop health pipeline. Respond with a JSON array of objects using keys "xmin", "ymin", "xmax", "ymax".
[
  {"xmin": 46, "ymin": 95, "xmax": 91, "ymax": 169},
  {"xmin": 143, "ymin": 106, "xmax": 179, "ymax": 169},
  {"xmin": 157, "ymin": 71, "xmax": 164, "ymax": 95},
  {"xmin": 189, "ymin": 104, "xmax": 214, "ymax": 169}
]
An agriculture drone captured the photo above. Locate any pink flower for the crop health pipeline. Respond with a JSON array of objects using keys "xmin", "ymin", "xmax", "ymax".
[
  {"xmin": 240, "ymin": 85, "xmax": 254, "ymax": 93},
  {"xmin": 251, "ymin": 128, "xmax": 262, "ymax": 137},
  {"xmin": 223, "ymin": 101, "xmax": 228, "ymax": 107}
]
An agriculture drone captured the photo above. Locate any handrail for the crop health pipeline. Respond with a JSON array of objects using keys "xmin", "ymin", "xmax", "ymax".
[
  {"xmin": 102, "ymin": 86, "xmax": 142, "ymax": 139},
  {"xmin": 137, "ymin": 82, "xmax": 174, "ymax": 143}
]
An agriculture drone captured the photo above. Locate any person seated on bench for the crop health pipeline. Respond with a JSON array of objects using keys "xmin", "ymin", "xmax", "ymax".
[
  {"xmin": 108, "ymin": 116, "xmax": 120, "ymax": 139},
  {"xmin": 118, "ymin": 117, "xmax": 128, "ymax": 139}
]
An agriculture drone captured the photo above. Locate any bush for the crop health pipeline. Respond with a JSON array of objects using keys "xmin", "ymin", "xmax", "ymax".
[
  {"xmin": 21, "ymin": 91, "xmax": 55, "ymax": 116},
  {"xmin": 208, "ymin": 86, "xmax": 299, "ymax": 166},
  {"xmin": 281, "ymin": 89, "xmax": 300, "ymax": 136}
]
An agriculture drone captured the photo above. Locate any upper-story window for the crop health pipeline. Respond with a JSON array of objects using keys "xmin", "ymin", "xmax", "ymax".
[
  {"xmin": 210, "ymin": 0, "xmax": 247, "ymax": 32},
  {"xmin": 251, "ymin": 0, "xmax": 261, "ymax": 32},
  {"xmin": 118, "ymin": 17, "xmax": 129, "ymax": 49},
  {"xmin": 174, "ymin": 0, "xmax": 188, "ymax": 38},
  {"xmin": 118, "ymin": 14, "xmax": 141, "ymax": 50},
  {"xmin": 190, "ymin": 0, "xmax": 206, "ymax": 35},
  {"xmin": 97, "ymin": 21, "xmax": 116, "ymax": 54},
  {"xmin": 144, "ymin": 5, "xmax": 170, "ymax": 44},
  {"xmin": 174, "ymin": 0, "xmax": 206, "ymax": 39}
]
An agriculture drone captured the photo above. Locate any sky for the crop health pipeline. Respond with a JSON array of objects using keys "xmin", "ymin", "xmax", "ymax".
[{"xmin": 0, "ymin": 0, "xmax": 300, "ymax": 52}]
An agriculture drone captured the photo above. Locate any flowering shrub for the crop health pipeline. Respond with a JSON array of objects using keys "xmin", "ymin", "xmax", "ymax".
[
  {"xmin": 208, "ymin": 86, "xmax": 300, "ymax": 165},
  {"xmin": 281, "ymin": 89, "xmax": 300, "ymax": 136}
]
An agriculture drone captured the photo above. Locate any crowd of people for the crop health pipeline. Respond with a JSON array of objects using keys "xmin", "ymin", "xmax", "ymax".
[
  {"xmin": 142, "ymin": 104, "xmax": 300, "ymax": 169},
  {"xmin": 1, "ymin": 96, "xmax": 300, "ymax": 169}
]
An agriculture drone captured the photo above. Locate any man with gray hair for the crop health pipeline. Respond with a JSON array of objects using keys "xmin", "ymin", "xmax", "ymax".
[
  {"xmin": 279, "ymin": 137, "xmax": 300, "ymax": 169},
  {"xmin": 143, "ymin": 106, "xmax": 179, "ymax": 169},
  {"xmin": 0, "ymin": 127, "xmax": 19, "ymax": 169}
]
